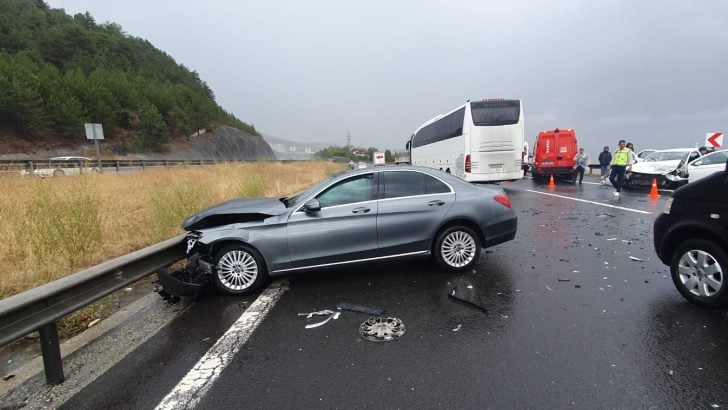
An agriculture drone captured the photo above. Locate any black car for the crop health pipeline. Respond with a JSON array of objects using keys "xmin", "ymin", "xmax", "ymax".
[{"xmin": 653, "ymin": 159, "xmax": 728, "ymax": 308}]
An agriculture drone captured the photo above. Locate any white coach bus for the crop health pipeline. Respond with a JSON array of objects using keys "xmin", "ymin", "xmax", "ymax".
[{"xmin": 406, "ymin": 99, "xmax": 525, "ymax": 183}]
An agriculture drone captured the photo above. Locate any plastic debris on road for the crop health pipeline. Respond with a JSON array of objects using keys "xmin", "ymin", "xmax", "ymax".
[
  {"xmin": 336, "ymin": 302, "xmax": 384, "ymax": 316},
  {"xmin": 448, "ymin": 287, "xmax": 488, "ymax": 313},
  {"xmin": 629, "ymin": 256, "xmax": 644, "ymax": 262},
  {"xmin": 303, "ymin": 311, "xmax": 340, "ymax": 329}
]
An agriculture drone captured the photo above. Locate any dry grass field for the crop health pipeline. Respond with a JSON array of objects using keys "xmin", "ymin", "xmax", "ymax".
[{"xmin": 0, "ymin": 161, "xmax": 345, "ymax": 299}]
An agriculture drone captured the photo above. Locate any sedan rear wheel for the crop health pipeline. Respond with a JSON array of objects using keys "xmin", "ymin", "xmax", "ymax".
[
  {"xmin": 213, "ymin": 244, "xmax": 268, "ymax": 295},
  {"xmin": 433, "ymin": 225, "xmax": 481, "ymax": 271},
  {"xmin": 670, "ymin": 239, "xmax": 728, "ymax": 308}
]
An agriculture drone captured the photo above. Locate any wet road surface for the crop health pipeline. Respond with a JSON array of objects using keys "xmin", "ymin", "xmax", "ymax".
[{"xmin": 61, "ymin": 176, "xmax": 728, "ymax": 409}]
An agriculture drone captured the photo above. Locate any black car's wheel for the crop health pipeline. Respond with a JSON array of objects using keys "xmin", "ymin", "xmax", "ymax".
[
  {"xmin": 212, "ymin": 244, "xmax": 268, "ymax": 295},
  {"xmin": 433, "ymin": 225, "xmax": 481, "ymax": 271},
  {"xmin": 670, "ymin": 239, "xmax": 728, "ymax": 308}
]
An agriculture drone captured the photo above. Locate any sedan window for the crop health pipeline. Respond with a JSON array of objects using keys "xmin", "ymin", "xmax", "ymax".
[
  {"xmin": 699, "ymin": 151, "xmax": 728, "ymax": 165},
  {"xmin": 382, "ymin": 171, "xmax": 425, "ymax": 199},
  {"xmin": 317, "ymin": 174, "xmax": 375, "ymax": 208},
  {"xmin": 382, "ymin": 171, "xmax": 451, "ymax": 199},
  {"xmin": 424, "ymin": 174, "xmax": 450, "ymax": 194}
]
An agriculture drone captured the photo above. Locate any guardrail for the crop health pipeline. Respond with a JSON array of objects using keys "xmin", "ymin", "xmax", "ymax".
[
  {"xmin": 0, "ymin": 235, "xmax": 188, "ymax": 385},
  {"xmin": 0, "ymin": 159, "xmax": 276, "ymax": 175}
]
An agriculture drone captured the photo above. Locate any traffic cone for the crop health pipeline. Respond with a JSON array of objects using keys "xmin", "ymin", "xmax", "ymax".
[
  {"xmin": 548, "ymin": 174, "xmax": 555, "ymax": 188},
  {"xmin": 648, "ymin": 178, "xmax": 660, "ymax": 198}
]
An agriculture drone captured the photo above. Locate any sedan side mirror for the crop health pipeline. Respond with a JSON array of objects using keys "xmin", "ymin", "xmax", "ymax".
[{"xmin": 303, "ymin": 198, "xmax": 321, "ymax": 213}]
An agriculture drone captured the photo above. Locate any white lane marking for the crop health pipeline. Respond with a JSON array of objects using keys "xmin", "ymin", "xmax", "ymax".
[
  {"xmin": 156, "ymin": 281, "xmax": 288, "ymax": 410},
  {"xmin": 525, "ymin": 189, "xmax": 652, "ymax": 214}
]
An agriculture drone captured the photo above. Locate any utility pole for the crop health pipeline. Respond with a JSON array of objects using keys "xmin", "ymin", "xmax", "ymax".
[{"xmin": 346, "ymin": 131, "xmax": 351, "ymax": 148}]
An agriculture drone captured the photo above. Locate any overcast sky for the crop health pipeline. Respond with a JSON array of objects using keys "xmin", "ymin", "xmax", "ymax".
[{"xmin": 46, "ymin": 0, "xmax": 728, "ymax": 156}]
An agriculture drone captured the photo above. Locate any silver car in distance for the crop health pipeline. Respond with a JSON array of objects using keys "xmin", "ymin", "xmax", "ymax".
[{"xmin": 181, "ymin": 166, "xmax": 518, "ymax": 295}]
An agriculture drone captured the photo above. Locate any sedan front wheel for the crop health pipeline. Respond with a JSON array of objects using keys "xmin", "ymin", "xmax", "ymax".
[
  {"xmin": 433, "ymin": 225, "xmax": 481, "ymax": 271},
  {"xmin": 213, "ymin": 244, "xmax": 268, "ymax": 295},
  {"xmin": 670, "ymin": 239, "xmax": 728, "ymax": 308}
]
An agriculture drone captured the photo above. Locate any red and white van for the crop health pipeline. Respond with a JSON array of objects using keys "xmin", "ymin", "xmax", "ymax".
[{"xmin": 531, "ymin": 128, "xmax": 578, "ymax": 181}]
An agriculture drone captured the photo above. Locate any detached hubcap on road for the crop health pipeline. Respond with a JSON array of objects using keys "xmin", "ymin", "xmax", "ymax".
[
  {"xmin": 677, "ymin": 249, "xmax": 723, "ymax": 297},
  {"xmin": 217, "ymin": 250, "xmax": 258, "ymax": 291},
  {"xmin": 442, "ymin": 231, "xmax": 476, "ymax": 268}
]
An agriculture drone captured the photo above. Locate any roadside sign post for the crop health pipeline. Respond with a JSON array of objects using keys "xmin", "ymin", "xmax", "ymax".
[
  {"xmin": 705, "ymin": 132, "xmax": 724, "ymax": 149},
  {"xmin": 85, "ymin": 123, "xmax": 104, "ymax": 171}
]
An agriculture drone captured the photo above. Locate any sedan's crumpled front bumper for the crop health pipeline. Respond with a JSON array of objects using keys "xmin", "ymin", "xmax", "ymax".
[{"xmin": 627, "ymin": 170, "xmax": 686, "ymax": 188}]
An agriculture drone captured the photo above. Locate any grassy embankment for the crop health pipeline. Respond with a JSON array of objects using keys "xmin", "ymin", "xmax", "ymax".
[{"xmin": 0, "ymin": 161, "xmax": 344, "ymax": 300}]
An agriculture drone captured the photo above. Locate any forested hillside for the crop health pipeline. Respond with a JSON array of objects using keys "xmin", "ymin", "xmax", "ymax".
[{"xmin": 0, "ymin": 0, "xmax": 258, "ymax": 152}]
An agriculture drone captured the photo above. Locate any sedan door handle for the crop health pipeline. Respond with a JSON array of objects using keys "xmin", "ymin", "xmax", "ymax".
[
  {"xmin": 352, "ymin": 207, "xmax": 371, "ymax": 214},
  {"xmin": 427, "ymin": 200, "xmax": 446, "ymax": 206}
]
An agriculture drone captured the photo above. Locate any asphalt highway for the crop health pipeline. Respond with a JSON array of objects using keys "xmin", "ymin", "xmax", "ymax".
[{"xmin": 20, "ymin": 176, "xmax": 728, "ymax": 409}]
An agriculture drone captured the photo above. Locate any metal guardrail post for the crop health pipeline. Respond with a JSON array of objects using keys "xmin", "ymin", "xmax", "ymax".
[
  {"xmin": 0, "ymin": 235, "xmax": 187, "ymax": 384},
  {"xmin": 116, "ymin": 161, "xmax": 120, "ymax": 173},
  {"xmin": 39, "ymin": 322, "xmax": 64, "ymax": 384}
]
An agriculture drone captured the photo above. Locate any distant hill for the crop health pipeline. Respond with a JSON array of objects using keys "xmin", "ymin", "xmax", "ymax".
[
  {"xmin": 262, "ymin": 134, "xmax": 336, "ymax": 160},
  {"xmin": 0, "ymin": 0, "xmax": 260, "ymax": 155},
  {"xmin": 0, "ymin": 125, "xmax": 275, "ymax": 160}
]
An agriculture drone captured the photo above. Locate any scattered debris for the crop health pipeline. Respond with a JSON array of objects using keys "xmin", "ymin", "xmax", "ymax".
[
  {"xmin": 298, "ymin": 309, "xmax": 336, "ymax": 320},
  {"xmin": 156, "ymin": 267, "xmax": 210, "ymax": 298},
  {"xmin": 448, "ymin": 287, "xmax": 488, "ymax": 313},
  {"xmin": 2, "ymin": 374, "xmax": 15, "ymax": 381},
  {"xmin": 606, "ymin": 238, "xmax": 617, "ymax": 241},
  {"xmin": 452, "ymin": 324, "xmax": 462, "ymax": 332},
  {"xmin": 304, "ymin": 312, "xmax": 340, "ymax": 329},
  {"xmin": 87, "ymin": 318, "xmax": 101, "ymax": 328},
  {"xmin": 558, "ymin": 277, "xmax": 571, "ymax": 282},
  {"xmin": 629, "ymin": 256, "xmax": 644, "ymax": 262},
  {"xmin": 336, "ymin": 303, "xmax": 384, "ymax": 316},
  {"xmin": 546, "ymin": 285, "xmax": 554, "ymax": 291},
  {"xmin": 359, "ymin": 317, "xmax": 406, "ymax": 342}
]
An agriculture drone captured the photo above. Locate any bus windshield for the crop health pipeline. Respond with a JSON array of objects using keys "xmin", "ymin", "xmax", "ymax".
[{"xmin": 470, "ymin": 100, "xmax": 520, "ymax": 126}]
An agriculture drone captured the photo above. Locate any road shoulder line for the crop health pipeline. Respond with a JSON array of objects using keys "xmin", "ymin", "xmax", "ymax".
[
  {"xmin": 155, "ymin": 281, "xmax": 289, "ymax": 410},
  {"xmin": 525, "ymin": 189, "xmax": 652, "ymax": 214}
]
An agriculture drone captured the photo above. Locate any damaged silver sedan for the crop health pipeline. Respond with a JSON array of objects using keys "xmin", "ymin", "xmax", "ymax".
[{"xmin": 177, "ymin": 166, "xmax": 518, "ymax": 295}]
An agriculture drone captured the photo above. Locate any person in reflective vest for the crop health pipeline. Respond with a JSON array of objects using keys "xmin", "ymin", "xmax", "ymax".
[{"xmin": 608, "ymin": 140, "xmax": 633, "ymax": 197}]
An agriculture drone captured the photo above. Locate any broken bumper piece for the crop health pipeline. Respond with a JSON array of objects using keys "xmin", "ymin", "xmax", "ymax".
[{"xmin": 157, "ymin": 267, "xmax": 210, "ymax": 297}]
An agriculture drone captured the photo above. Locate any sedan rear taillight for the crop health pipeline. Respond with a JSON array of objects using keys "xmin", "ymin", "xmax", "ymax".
[
  {"xmin": 465, "ymin": 155, "xmax": 471, "ymax": 173},
  {"xmin": 494, "ymin": 194, "xmax": 512, "ymax": 208}
]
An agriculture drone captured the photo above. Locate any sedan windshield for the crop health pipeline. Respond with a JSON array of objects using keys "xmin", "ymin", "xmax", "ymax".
[{"xmin": 644, "ymin": 151, "xmax": 689, "ymax": 162}]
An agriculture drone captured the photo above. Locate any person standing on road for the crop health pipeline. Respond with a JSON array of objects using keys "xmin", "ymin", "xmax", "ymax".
[
  {"xmin": 598, "ymin": 146, "xmax": 612, "ymax": 184},
  {"xmin": 572, "ymin": 148, "xmax": 589, "ymax": 184},
  {"xmin": 608, "ymin": 140, "xmax": 633, "ymax": 197},
  {"xmin": 626, "ymin": 142, "xmax": 638, "ymax": 169}
]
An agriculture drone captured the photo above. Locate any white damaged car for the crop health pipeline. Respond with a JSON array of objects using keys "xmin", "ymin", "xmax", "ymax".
[{"xmin": 625, "ymin": 148, "xmax": 701, "ymax": 189}]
